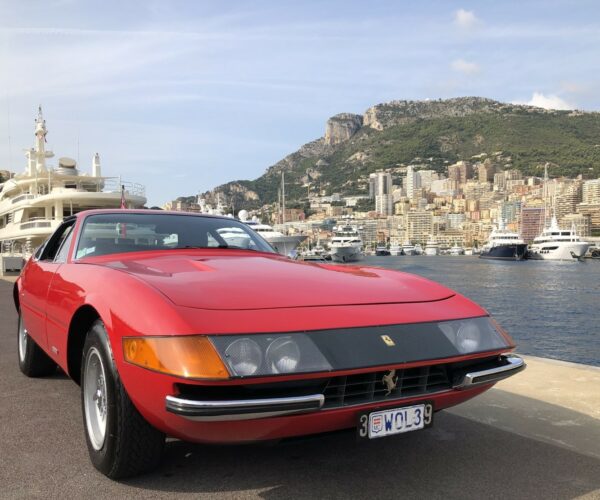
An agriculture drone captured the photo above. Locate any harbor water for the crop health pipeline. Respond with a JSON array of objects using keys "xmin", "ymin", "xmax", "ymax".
[{"xmin": 362, "ymin": 255, "xmax": 600, "ymax": 367}]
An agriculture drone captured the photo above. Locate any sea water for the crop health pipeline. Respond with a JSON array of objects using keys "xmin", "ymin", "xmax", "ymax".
[{"xmin": 363, "ymin": 255, "xmax": 600, "ymax": 367}]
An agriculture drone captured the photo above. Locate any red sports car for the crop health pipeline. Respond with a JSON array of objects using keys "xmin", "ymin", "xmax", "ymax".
[{"xmin": 15, "ymin": 210, "xmax": 525, "ymax": 478}]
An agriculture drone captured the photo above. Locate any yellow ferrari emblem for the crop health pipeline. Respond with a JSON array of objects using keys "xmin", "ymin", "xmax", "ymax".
[{"xmin": 381, "ymin": 335, "xmax": 395, "ymax": 347}]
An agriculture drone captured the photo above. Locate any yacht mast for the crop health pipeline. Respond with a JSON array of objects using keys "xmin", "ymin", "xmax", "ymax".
[
  {"xmin": 281, "ymin": 171, "xmax": 286, "ymax": 225},
  {"xmin": 543, "ymin": 163, "xmax": 549, "ymax": 229}
]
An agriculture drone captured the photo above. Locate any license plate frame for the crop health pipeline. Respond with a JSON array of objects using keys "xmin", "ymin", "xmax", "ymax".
[{"xmin": 357, "ymin": 401, "xmax": 434, "ymax": 440}]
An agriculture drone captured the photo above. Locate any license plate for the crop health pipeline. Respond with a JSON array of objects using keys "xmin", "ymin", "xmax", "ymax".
[{"xmin": 358, "ymin": 402, "xmax": 433, "ymax": 439}]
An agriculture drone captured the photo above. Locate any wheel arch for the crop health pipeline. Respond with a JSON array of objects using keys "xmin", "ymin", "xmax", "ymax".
[{"xmin": 67, "ymin": 305, "xmax": 102, "ymax": 384}]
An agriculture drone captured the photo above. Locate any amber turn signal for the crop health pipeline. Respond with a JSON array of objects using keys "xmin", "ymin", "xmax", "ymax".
[{"xmin": 123, "ymin": 336, "xmax": 230, "ymax": 379}]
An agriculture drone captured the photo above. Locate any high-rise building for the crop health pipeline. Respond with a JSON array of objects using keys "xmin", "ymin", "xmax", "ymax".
[
  {"xmin": 405, "ymin": 210, "xmax": 433, "ymax": 244},
  {"xmin": 555, "ymin": 181, "xmax": 582, "ymax": 221},
  {"xmin": 583, "ymin": 179, "xmax": 600, "ymax": 204},
  {"xmin": 416, "ymin": 169, "xmax": 437, "ymax": 190},
  {"xmin": 493, "ymin": 172, "xmax": 506, "ymax": 192},
  {"xmin": 520, "ymin": 206, "xmax": 546, "ymax": 243},
  {"xmin": 576, "ymin": 203, "xmax": 600, "ymax": 232},
  {"xmin": 447, "ymin": 161, "xmax": 472, "ymax": 184},
  {"xmin": 405, "ymin": 165, "xmax": 419, "ymax": 198},
  {"xmin": 560, "ymin": 213, "xmax": 591, "ymax": 237},
  {"xmin": 478, "ymin": 160, "xmax": 497, "ymax": 183},
  {"xmin": 504, "ymin": 169, "xmax": 523, "ymax": 181},
  {"xmin": 369, "ymin": 171, "xmax": 393, "ymax": 198},
  {"xmin": 369, "ymin": 171, "xmax": 394, "ymax": 215},
  {"xmin": 500, "ymin": 201, "xmax": 522, "ymax": 224},
  {"xmin": 431, "ymin": 178, "xmax": 457, "ymax": 196},
  {"xmin": 375, "ymin": 194, "xmax": 394, "ymax": 216}
]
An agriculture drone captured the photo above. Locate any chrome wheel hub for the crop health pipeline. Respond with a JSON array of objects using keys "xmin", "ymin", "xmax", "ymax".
[
  {"xmin": 83, "ymin": 347, "xmax": 108, "ymax": 450},
  {"xmin": 18, "ymin": 317, "xmax": 27, "ymax": 362}
]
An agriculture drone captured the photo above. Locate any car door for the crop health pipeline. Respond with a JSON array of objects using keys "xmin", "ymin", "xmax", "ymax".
[
  {"xmin": 19, "ymin": 220, "xmax": 75, "ymax": 351},
  {"xmin": 44, "ymin": 224, "xmax": 79, "ymax": 363}
]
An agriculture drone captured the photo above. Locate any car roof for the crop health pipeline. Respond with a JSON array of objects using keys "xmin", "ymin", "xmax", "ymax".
[{"xmin": 74, "ymin": 208, "xmax": 236, "ymax": 222}]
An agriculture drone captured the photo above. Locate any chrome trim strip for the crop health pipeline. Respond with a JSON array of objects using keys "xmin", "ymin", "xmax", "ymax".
[
  {"xmin": 166, "ymin": 393, "xmax": 325, "ymax": 421},
  {"xmin": 453, "ymin": 354, "xmax": 525, "ymax": 389}
]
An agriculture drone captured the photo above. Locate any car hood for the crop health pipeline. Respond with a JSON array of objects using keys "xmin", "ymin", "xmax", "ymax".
[{"xmin": 96, "ymin": 252, "xmax": 455, "ymax": 310}]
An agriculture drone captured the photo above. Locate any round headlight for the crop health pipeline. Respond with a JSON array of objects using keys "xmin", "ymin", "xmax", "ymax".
[
  {"xmin": 456, "ymin": 322, "xmax": 482, "ymax": 353},
  {"xmin": 266, "ymin": 337, "xmax": 301, "ymax": 374},
  {"xmin": 224, "ymin": 338, "xmax": 262, "ymax": 376}
]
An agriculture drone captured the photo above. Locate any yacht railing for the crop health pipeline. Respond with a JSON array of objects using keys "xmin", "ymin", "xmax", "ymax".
[
  {"xmin": 102, "ymin": 178, "xmax": 146, "ymax": 197},
  {"xmin": 11, "ymin": 194, "xmax": 39, "ymax": 204},
  {"xmin": 20, "ymin": 217, "xmax": 55, "ymax": 230}
]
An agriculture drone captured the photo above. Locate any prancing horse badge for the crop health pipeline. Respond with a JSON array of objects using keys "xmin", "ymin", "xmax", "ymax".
[
  {"xmin": 381, "ymin": 335, "xmax": 395, "ymax": 346},
  {"xmin": 382, "ymin": 369, "xmax": 398, "ymax": 395}
]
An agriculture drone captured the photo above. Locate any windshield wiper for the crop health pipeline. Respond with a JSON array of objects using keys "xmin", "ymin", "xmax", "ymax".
[
  {"xmin": 171, "ymin": 245, "xmax": 259, "ymax": 251},
  {"xmin": 216, "ymin": 244, "xmax": 259, "ymax": 251}
]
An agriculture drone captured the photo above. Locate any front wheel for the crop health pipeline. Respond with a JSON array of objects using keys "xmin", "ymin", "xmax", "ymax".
[
  {"xmin": 81, "ymin": 321, "xmax": 165, "ymax": 478},
  {"xmin": 17, "ymin": 312, "xmax": 57, "ymax": 377}
]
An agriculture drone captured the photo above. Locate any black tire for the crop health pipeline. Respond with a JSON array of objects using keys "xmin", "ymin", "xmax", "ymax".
[
  {"xmin": 17, "ymin": 312, "xmax": 57, "ymax": 377},
  {"xmin": 81, "ymin": 320, "xmax": 165, "ymax": 479}
]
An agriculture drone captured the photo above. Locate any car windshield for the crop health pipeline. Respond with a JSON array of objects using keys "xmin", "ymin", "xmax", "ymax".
[{"xmin": 75, "ymin": 212, "xmax": 274, "ymax": 259}]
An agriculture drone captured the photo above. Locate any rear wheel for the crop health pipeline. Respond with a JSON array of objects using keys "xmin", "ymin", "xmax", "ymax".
[
  {"xmin": 17, "ymin": 312, "xmax": 57, "ymax": 377},
  {"xmin": 81, "ymin": 320, "xmax": 165, "ymax": 479}
]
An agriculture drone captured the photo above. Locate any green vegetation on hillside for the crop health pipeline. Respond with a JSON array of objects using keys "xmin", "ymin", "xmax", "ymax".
[{"xmin": 211, "ymin": 105, "xmax": 600, "ymax": 208}]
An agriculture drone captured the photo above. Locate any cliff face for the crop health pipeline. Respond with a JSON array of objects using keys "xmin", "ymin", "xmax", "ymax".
[
  {"xmin": 324, "ymin": 113, "xmax": 364, "ymax": 145},
  {"xmin": 362, "ymin": 97, "xmax": 540, "ymax": 130}
]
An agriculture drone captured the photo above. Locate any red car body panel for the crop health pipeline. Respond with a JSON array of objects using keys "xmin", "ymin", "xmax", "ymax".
[{"xmin": 16, "ymin": 209, "xmax": 517, "ymax": 444}]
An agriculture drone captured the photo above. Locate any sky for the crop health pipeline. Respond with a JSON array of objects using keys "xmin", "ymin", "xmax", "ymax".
[{"xmin": 1, "ymin": 0, "xmax": 599, "ymax": 206}]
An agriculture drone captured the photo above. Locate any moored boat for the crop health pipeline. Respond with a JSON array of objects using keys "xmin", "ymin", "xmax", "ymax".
[
  {"xmin": 0, "ymin": 107, "xmax": 146, "ymax": 259},
  {"xmin": 479, "ymin": 226, "xmax": 527, "ymax": 261},
  {"xmin": 329, "ymin": 223, "xmax": 363, "ymax": 263},
  {"xmin": 527, "ymin": 217, "xmax": 590, "ymax": 261}
]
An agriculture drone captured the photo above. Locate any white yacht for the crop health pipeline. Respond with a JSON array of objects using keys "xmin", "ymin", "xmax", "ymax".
[
  {"xmin": 414, "ymin": 243, "xmax": 424, "ymax": 255},
  {"xmin": 0, "ymin": 108, "xmax": 146, "ymax": 259},
  {"xmin": 424, "ymin": 238, "xmax": 440, "ymax": 256},
  {"xmin": 329, "ymin": 223, "xmax": 363, "ymax": 263},
  {"xmin": 401, "ymin": 240, "xmax": 417, "ymax": 255},
  {"xmin": 528, "ymin": 217, "xmax": 590, "ymax": 261},
  {"xmin": 239, "ymin": 211, "xmax": 306, "ymax": 257},
  {"xmin": 216, "ymin": 226, "xmax": 251, "ymax": 248},
  {"xmin": 449, "ymin": 242, "xmax": 465, "ymax": 256},
  {"xmin": 389, "ymin": 241, "xmax": 402, "ymax": 256}
]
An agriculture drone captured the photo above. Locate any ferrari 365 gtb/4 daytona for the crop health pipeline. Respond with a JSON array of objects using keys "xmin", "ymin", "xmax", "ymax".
[{"xmin": 15, "ymin": 210, "xmax": 525, "ymax": 478}]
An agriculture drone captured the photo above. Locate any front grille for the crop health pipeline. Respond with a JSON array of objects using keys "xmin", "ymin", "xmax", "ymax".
[
  {"xmin": 323, "ymin": 364, "xmax": 451, "ymax": 409},
  {"xmin": 175, "ymin": 358, "xmax": 501, "ymax": 411}
]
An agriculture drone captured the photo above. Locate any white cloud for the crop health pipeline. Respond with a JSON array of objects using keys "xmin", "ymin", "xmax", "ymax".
[
  {"xmin": 454, "ymin": 9, "xmax": 479, "ymax": 30},
  {"xmin": 451, "ymin": 59, "xmax": 480, "ymax": 75},
  {"xmin": 520, "ymin": 92, "xmax": 574, "ymax": 110}
]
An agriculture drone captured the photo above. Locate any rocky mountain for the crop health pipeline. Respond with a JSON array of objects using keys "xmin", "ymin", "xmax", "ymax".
[{"xmin": 200, "ymin": 97, "xmax": 600, "ymax": 210}]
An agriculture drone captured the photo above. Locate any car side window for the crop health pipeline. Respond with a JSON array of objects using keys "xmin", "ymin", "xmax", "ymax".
[
  {"xmin": 54, "ymin": 226, "xmax": 75, "ymax": 263},
  {"xmin": 33, "ymin": 241, "xmax": 47, "ymax": 261},
  {"xmin": 41, "ymin": 221, "xmax": 75, "ymax": 261}
]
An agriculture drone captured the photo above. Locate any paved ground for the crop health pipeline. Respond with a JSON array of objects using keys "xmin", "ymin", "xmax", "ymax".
[{"xmin": 1, "ymin": 279, "xmax": 599, "ymax": 499}]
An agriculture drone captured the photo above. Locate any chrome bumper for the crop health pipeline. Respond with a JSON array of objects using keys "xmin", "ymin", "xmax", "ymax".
[
  {"xmin": 165, "ymin": 393, "xmax": 325, "ymax": 421},
  {"xmin": 453, "ymin": 354, "xmax": 525, "ymax": 389},
  {"xmin": 166, "ymin": 354, "xmax": 525, "ymax": 421}
]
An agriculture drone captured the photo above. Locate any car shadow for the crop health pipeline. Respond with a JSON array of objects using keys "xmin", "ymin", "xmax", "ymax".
[{"xmin": 121, "ymin": 395, "xmax": 600, "ymax": 499}]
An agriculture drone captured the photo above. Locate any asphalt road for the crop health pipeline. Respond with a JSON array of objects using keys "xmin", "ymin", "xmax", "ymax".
[{"xmin": 1, "ymin": 279, "xmax": 599, "ymax": 499}]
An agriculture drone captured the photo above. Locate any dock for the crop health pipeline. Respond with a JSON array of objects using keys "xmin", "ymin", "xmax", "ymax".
[{"xmin": 0, "ymin": 276, "xmax": 598, "ymax": 499}]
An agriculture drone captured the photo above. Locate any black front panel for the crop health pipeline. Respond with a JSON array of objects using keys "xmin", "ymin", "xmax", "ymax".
[{"xmin": 306, "ymin": 323, "xmax": 459, "ymax": 369}]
